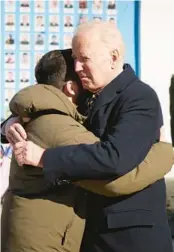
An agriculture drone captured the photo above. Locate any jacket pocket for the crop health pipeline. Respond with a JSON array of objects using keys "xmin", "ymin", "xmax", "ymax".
[{"xmin": 107, "ymin": 209, "xmax": 154, "ymax": 229}]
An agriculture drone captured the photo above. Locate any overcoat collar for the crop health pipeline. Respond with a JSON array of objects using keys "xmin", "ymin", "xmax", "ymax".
[{"xmin": 89, "ymin": 64, "xmax": 138, "ymax": 120}]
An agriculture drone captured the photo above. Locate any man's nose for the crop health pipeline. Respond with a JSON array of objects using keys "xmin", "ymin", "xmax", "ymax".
[{"xmin": 74, "ymin": 60, "xmax": 83, "ymax": 72}]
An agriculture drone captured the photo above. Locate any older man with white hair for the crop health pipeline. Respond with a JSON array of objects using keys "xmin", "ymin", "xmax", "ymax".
[{"xmin": 12, "ymin": 21, "xmax": 173, "ymax": 252}]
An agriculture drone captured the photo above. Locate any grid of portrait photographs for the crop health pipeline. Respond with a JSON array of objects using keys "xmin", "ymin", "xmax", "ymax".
[{"xmin": 1, "ymin": 0, "xmax": 117, "ymax": 119}]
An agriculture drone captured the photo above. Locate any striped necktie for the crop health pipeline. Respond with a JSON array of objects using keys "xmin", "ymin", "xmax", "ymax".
[{"xmin": 86, "ymin": 93, "xmax": 99, "ymax": 116}]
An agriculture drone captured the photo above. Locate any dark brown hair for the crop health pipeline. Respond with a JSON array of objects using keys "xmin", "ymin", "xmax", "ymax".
[{"xmin": 35, "ymin": 49, "xmax": 81, "ymax": 90}]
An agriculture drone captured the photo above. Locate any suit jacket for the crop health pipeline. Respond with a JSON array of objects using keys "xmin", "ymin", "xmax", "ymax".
[{"xmin": 42, "ymin": 65, "xmax": 171, "ymax": 251}]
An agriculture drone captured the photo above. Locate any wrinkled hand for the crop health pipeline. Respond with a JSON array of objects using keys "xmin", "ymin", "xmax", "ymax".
[
  {"xmin": 5, "ymin": 117, "xmax": 27, "ymax": 145},
  {"xmin": 13, "ymin": 141, "xmax": 45, "ymax": 168}
]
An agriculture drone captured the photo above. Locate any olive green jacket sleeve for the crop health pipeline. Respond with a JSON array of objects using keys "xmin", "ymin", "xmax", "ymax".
[{"xmin": 75, "ymin": 142, "xmax": 174, "ymax": 196}]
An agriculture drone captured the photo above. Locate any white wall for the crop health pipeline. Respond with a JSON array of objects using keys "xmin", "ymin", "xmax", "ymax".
[
  {"xmin": 140, "ymin": 0, "xmax": 174, "ymax": 143},
  {"xmin": 140, "ymin": 1, "xmax": 174, "ymax": 206}
]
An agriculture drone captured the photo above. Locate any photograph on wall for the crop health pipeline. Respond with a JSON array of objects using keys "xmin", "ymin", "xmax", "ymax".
[
  {"xmin": 5, "ymin": 71, "xmax": 15, "ymax": 88},
  {"xmin": 49, "ymin": 0, "xmax": 59, "ymax": 13},
  {"xmin": 4, "ymin": 88, "xmax": 16, "ymax": 118},
  {"xmin": 20, "ymin": 33, "xmax": 30, "ymax": 50},
  {"xmin": 34, "ymin": 0, "xmax": 45, "ymax": 13},
  {"xmin": 64, "ymin": 0, "xmax": 74, "ymax": 13},
  {"xmin": 63, "ymin": 33, "xmax": 73, "ymax": 49},
  {"xmin": 5, "ymin": 33, "xmax": 15, "ymax": 50},
  {"xmin": 35, "ymin": 15, "xmax": 45, "ymax": 32},
  {"xmin": 34, "ymin": 52, "xmax": 44, "ymax": 66},
  {"xmin": 49, "ymin": 34, "xmax": 60, "ymax": 50},
  {"xmin": 92, "ymin": 0, "xmax": 103, "ymax": 14},
  {"xmin": 107, "ymin": 0, "xmax": 117, "ymax": 14},
  {"xmin": 35, "ymin": 33, "xmax": 45, "ymax": 50},
  {"xmin": 20, "ymin": 0, "xmax": 30, "ymax": 12},
  {"xmin": 78, "ymin": 0, "xmax": 88, "ymax": 13},
  {"xmin": 49, "ymin": 15, "xmax": 59, "ymax": 32},
  {"xmin": 20, "ymin": 71, "xmax": 30, "ymax": 88},
  {"xmin": 5, "ymin": 14, "xmax": 15, "ymax": 31},
  {"xmin": 4, "ymin": 88, "xmax": 16, "ymax": 107},
  {"xmin": 5, "ymin": 1, "xmax": 16, "ymax": 12},
  {"xmin": 20, "ymin": 52, "xmax": 30, "ymax": 69},
  {"xmin": 64, "ymin": 15, "xmax": 74, "ymax": 32},
  {"xmin": 107, "ymin": 16, "xmax": 117, "ymax": 25},
  {"xmin": 5, "ymin": 52, "xmax": 15, "ymax": 69},
  {"xmin": 20, "ymin": 14, "xmax": 30, "ymax": 31}
]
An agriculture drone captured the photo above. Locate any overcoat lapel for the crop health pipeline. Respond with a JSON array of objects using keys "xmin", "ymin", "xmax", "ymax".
[{"xmin": 89, "ymin": 64, "xmax": 138, "ymax": 123}]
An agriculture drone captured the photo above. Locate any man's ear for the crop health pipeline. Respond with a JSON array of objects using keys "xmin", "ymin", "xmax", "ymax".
[
  {"xmin": 111, "ymin": 49, "xmax": 119, "ymax": 69},
  {"xmin": 63, "ymin": 81, "xmax": 76, "ymax": 97}
]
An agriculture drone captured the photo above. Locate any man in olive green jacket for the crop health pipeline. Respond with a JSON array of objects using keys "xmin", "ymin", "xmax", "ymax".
[{"xmin": 2, "ymin": 49, "xmax": 173, "ymax": 252}]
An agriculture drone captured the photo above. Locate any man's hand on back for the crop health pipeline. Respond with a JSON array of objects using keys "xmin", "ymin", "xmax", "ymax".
[
  {"xmin": 5, "ymin": 117, "xmax": 27, "ymax": 145},
  {"xmin": 13, "ymin": 141, "xmax": 45, "ymax": 168}
]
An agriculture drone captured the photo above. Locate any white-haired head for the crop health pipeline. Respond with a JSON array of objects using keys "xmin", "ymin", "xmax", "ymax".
[
  {"xmin": 72, "ymin": 20, "xmax": 125, "ymax": 93},
  {"xmin": 73, "ymin": 20, "xmax": 125, "ymax": 61}
]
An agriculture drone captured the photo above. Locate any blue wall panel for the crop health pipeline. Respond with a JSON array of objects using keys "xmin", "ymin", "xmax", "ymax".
[{"xmin": 0, "ymin": 0, "xmax": 140, "ymax": 121}]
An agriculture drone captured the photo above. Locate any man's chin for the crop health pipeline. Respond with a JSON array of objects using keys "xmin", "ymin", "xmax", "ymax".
[
  {"xmin": 81, "ymin": 80, "xmax": 95, "ymax": 92},
  {"xmin": 82, "ymin": 81, "xmax": 90, "ymax": 89}
]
